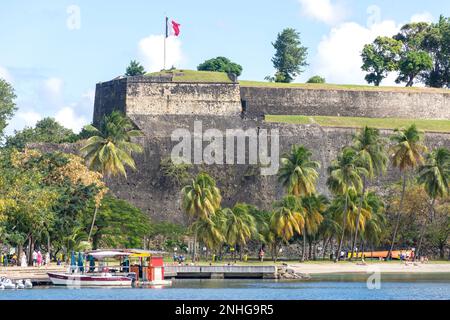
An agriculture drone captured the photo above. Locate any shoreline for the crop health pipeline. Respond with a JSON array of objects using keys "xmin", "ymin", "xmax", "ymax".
[{"xmin": 287, "ymin": 262, "xmax": 450, "ymax": 275}]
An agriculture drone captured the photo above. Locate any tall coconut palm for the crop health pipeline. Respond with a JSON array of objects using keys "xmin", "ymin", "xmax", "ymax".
[
  {"xmin": 80, "ymin": 111, "xmax": 144, "ymax": 241},
  {"xmin": 278, "ymin": 145, "xmax": 320, "ymax": 197},
  {"xmin": 300, "ymin": 194, "xmax": 328, "ymax": 260},
  {"xmin": 189, "ymin": 214, "xmax": 225, "ymax": 252},
  {"xmin": 278, "ymin": 145, "xmax": 320, "ymax": 261},
  {"xmin": 80, "ymin": 111, "xmax": 144, "ymax": 178},
  {"xmin": 388, "ymin": 124, "xmax": 426, "ymax": 259},
  {"xmin": 181, "ymin": 172, "xmax": 222, "ymax": 260},
  {"xmin": 327, "ymin": 147, "xmax": 368, "ymax": 261},
  {"xmin": 223, "ymin": 203, "xmax": 257, "ymax": 259},
  {"xmin": 270, "ymin": 196, "xmax": 305, "ymax": 254},
  {"xmin": 416, "ymin": 147, "xmax": 450, "ymax": 257},
  {"xmin": 350, "ymin": 126, "xmax": 388, "ymax": 260}
]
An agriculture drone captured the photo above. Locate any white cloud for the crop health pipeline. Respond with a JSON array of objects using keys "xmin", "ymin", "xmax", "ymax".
[
  {"xmin": 310, "ymin": 18, "xmax": 405, "ymax": 85},
  {"xmin": 0, "ymin": 66, "xmax": 12, "ymax": 83},
  {"xmin": 298, "ymin": 0, "xmax": 347, "ymax": 25},
  {"xmin": 410, "ymin": 12, "xmax": 434, "ymax": 23},
  {"xmin": 138, "ymin": 35, "xmax": 183, "ymax": 72},
  {"xmin": 42, "ymin": 77, "xmax": 64, "ymax": 106},
  {"xmin": 17, "ymin": 110, "xmax": 42, "ymax": 127},
  {"xmin": 55, "ymin": 106, "xmax": 88, "ymax": 133}
]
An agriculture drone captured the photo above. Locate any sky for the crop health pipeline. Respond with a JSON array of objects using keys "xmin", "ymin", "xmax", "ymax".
[{"xmin": 0, "ymin": 0, "xmax": 448, "ymax": 135}]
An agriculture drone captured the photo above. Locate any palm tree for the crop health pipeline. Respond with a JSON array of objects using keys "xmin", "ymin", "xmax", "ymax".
[
  {"xmin": 318, "ymin": 210, "xmax": 341, "ymax": 260},
  {"xmin": 181, "ymin": 172, "xmax": 222, "ymax": 260},
  {"xmin": 270, "ymin": 195, "xmax": 305, "ymax": 261},
  {"xmin": 223, "ymin": 203, "xmax": 257, "ymax": 259},
  {"xmin": 327, "ymin": 147, "xmax": 368, "ymax": 262},
  {"xmin": 80, "ymin": 111, "xmax": 144, "ymax": 241},
  {"xmin": 278, "ymin": 145, "xmax": 320, "ymax": 197},
  {"xmin": 80, "ymin": 111, "xmax": 144, "ymax": 178},
  {"xmin": 350, "ymin": 127, "xmax": 388, "ymax": 260},
  {"xmin": 278, "ymin": 145, "xmax": 320, "ymax": 261},
  {"xmin": 416, "ymin": 147, "xmax": 450, "ymax": 257},
  {"xmin": 388, "ymin": 124, "xmax": 426, "ymax": 259},
  {"xmin": 189, "ymin": 215, "xmax": 225, "ymax": 253},
  {"xmin": 300, "ymin": 194, "xmax": 328, "ymax": 260}
]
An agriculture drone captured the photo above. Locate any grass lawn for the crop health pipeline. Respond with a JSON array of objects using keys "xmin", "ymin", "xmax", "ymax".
[
  {"xmin": 146, "ymin": 69, "xmax": 233, "ymax": 83},
  {"xmin": 265, "ymin": 115, "xmax": 450, "ymax": 133},
  {"xmin": 240, "ymin": 80, "xmax": 449, "ymax": 93}
]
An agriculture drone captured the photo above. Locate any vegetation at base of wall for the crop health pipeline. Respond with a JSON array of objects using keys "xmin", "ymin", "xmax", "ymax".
[
  {"xmin": 146, "ymin": 69, "xmax": 233, "ymax": 83},
  {"xmin": 265, "ymin": 115, "xmax": 450, "ymax": 133},
  {"xmin": 240, "ymin": 80, "xmax": 449, "ymax": 92}
]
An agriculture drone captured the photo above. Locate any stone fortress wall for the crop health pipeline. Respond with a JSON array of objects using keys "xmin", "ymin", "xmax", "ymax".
[{"xmin": 92, "ymin": 77, "xmax": 450, "ymax": 223}]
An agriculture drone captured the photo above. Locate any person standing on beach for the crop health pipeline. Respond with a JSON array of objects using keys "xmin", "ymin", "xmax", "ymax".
[
  {"xmin": 32, "ymin": 250, "xmax": 37, "ymax": 266},
  {"xmin": 37, "ymin": 250, "xmax": 42, "ymax": 267}
]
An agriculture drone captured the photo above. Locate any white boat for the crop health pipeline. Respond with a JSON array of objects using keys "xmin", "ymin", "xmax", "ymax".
[
  {"xmin": 0, "ymin": 277, "xmax": 17, "ymax": 290},
  {"xmin": 47, "ymin": 272, "xmax": 133, "ymax": 287}
]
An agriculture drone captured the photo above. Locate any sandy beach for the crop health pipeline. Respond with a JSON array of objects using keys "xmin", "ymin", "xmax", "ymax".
[{"xmin": 288, "ymin": 262, "xmax": 450, "ymax": 275}]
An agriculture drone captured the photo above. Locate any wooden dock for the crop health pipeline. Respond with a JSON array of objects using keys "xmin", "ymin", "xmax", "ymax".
[
  {"xmin": 164, "ymin": 265, "xmax": 278, "ymax": 279},
  {"xmin": 0, "ymin": 266, "xmax": 65, "ymax": 285}
]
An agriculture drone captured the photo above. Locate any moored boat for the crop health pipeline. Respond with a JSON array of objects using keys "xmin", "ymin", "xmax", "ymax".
[{"xmin": 47, "ymin": 272, "xmax": 133, "ymax": 287}]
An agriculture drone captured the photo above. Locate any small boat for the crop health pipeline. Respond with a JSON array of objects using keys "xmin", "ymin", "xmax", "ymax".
[
  {"xmin": 24, "ymin": 279, "xmax": 33, "ymax": 289},
  {"xmin": 15, "ymin": 280, "xmax": 25, "ymax": 289},
  {"xmin": 47, "ymin": 272, "xmax": 133, "ymax": 287},
  {"xmin": 47, "ymin": 249, "xmax": 171, "ymax": 287},
  {"xmin": 0, "ymin": 277, "xmax": 16, "ymax": 290}
]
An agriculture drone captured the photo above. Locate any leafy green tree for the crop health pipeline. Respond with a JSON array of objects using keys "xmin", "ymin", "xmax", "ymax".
[
  {"xmin": 421, "ymin": 15, "xmax": 450, "ymax": 88},
  {"xmin": 125, "ymin": 60, "xmax": 145, "ymax": 76},
  {"xmin": 0, "ymin": 78, "xmax": 17, "ymax": 140},
  {"xmin": 361, "ymin": 36, "xmax": 402, "ymax": 86},
  {"xmin": 5, "ymin": 118, "xmax": 77, "ymax": 150},
  {"xmin": 88, "ymin": 195, "xmax": 151, "ymax": 249},
  {"xmin": 396, "ymin": 50, "xmax": 433, "ymax": 86},
  {"xmin": 327, "ymin": 147, "xmax": 368, "ymax": 261},
  {"xmin": 349, "ymin": 127, "xmax": 388, "ymax": 259},
  {"xmin": 270, "ymin": 28, "xmax": 308, "ymax": 83},
  {"xmin": 278, "ymin": 145, "xmax": 320, "ymax": 197},
  {"xmin": 306, "ymin": 75, "xmax": 325, "ymax": 84},
  {"xmin": 388, "ymin": 124, "xmax": 427, "ymax": 258},
  {"xmin": 197, "ymin": 57, "xmax": 243, "ymax": 77}
]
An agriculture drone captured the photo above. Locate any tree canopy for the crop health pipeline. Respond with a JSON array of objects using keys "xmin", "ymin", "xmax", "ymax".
[
  {"xmin": 0, "ymin": 78, "xmax": 17, "ymax": 140},
  {"xmin": 197, "ymin": 57, "xmax": 243, "ymax": 77},
  {"xmin": 270, "ymin": 28, "xmax": 308, "ymax": 83},
  {"xmin": 125, "ymin": 60, "xmax": 146, "ymax": 76},
  {"xmin": 4, "ymin": 117, "xmax": 77, "ymax": 150}
]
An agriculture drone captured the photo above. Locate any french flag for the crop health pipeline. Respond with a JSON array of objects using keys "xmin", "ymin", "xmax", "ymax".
[{"xmin": 165, "ymin": 17, "xmax": 181, "ymax": 37}]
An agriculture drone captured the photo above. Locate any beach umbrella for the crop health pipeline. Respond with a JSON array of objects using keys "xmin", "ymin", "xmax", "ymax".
[
  {"xmin": 89, "ymin": 255, "xmax": 95, "ymax": 272},
  {"xmin": 70, "ymin": 251, "xmax": 76, "ymax": 266},
  {"xmin": 77, "ymin": 252, "xmax": 84, "ymax": 273}
]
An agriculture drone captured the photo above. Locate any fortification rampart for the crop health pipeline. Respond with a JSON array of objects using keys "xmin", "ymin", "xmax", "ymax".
[
  {"xmin": 240, "ymin": 86, "xmax": 450, "ymax": 120},
  {"xmin": 87, "ymin": 77, "xmax": 450, "ymax": 222}
]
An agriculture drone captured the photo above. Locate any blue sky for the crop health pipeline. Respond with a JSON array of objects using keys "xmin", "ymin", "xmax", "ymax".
[{"xmin": 0, "ymin": 0, "xmax": 448, "ymax": 134}]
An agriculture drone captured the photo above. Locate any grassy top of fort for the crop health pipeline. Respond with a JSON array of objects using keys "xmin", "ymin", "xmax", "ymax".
[
  {"xmin": 146, "ymin": 69, "xmax": 233, "ymax": 83},
  {"xmin": 240, "ymin": 80, "xmax": 449, "ymax": 93},
  {"xmin": 145, "ymin": 69, "xmax": 448, "ymax": 93},
  {"xmin": 266, "ymin": 115, "xmax": 450, "ymax": 133}
]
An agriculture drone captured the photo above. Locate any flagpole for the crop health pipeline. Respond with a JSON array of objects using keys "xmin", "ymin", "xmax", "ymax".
[{"xmin": 164, "ymin": 16, "xmax": 168, "ymax": 70}]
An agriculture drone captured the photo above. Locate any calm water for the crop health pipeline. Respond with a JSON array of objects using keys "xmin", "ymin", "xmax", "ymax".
[{"xmin": 1, "ymin": 273, "xmax": 449, "ymax": 300}]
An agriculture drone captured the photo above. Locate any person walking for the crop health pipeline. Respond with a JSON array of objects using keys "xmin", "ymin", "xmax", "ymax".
[
  {"xmin": 32, "ymin": 250, "xmax": 38, "ymax": 266},
  {"xmin": 21, "ymin": 253, "xmax": 27, "ymax": 267},
  {"xmin": 37, "ymin": 250, "xmax": 42, "ymax": 267},
  {"xmin": 45, "ymin": 252, "xmax": 50, "ymax": 267}
]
